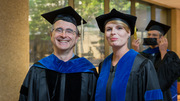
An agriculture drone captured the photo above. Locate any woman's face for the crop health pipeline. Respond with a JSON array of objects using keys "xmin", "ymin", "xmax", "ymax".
[{"xmin": 105, "ymin": 21, "xmax": 130, "ymax": 48}]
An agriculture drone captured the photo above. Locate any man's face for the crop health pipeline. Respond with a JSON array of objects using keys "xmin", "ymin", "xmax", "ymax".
[
  {"xmin": 147, "ymin": 30, "xmax": 161, "ymax": 47},
  {"xmin": 51, "ymin": 20, "xmax": 78, "ymax": 52}
]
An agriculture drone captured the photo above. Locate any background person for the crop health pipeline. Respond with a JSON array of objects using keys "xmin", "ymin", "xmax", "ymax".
[{"xmin": 132, "ymin": 20, "xmax": 180, "ymax": 101}]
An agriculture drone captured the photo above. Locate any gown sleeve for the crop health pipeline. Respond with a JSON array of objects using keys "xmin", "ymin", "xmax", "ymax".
[
  {"xmin": 156, "ymin": 51, "xmax": 180, "ymax": 91},
  {"xmin": 143, "ymin": 59, "xmax": 163, "ymax": 101},
  {"xmin": 19, "ymin": 67, "xmax": 36, "ymax": 101},
  {"xmin": 19, "ymin": 66, "xmax": 57, "ymax": 101}
]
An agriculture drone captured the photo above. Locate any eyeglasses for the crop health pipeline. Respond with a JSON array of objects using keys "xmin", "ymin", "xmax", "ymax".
[{"xmin": 53, "ymin": 27, "xmax": 77, "ymax": 35}]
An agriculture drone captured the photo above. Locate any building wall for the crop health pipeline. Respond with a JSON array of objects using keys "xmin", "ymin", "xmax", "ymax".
[
  {"xmin": 0, "ymin": 0, "xmax": 29, "ymax": 101},
  {"xmin": 171, "ymin": 9, "xmax": 180, "ymax": 57}
]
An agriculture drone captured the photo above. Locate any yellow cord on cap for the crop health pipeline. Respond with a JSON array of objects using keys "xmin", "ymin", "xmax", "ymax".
[{"xmin": 134, "ymin": 26, "xmax": 137, "ymax": 40}]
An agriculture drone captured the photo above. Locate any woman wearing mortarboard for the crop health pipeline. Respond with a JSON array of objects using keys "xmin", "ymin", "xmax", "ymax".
[{"xmin": 95, "ymin": 9, "xmax": 163, "ymax": 101}]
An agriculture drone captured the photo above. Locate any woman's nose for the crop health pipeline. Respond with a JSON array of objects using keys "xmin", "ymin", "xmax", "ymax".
[{"xmin": 111, "ymin": 28, "xmax": 117, "ymax": 35}]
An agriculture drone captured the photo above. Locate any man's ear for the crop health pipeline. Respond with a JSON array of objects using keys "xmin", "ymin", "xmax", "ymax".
[
  {"xmin": 50, "ymin": 31, "xmax": 53, "ymax": 37},
  {"xmin": 159, "ymin": 35, "xmax": 163, "ymax": 39},
  {"xmin": 75, "ymin": 36, "xmax": 79, "ymax": 43}
]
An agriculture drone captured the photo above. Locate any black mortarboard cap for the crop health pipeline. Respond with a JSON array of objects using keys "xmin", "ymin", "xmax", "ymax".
[
  {"xmin": 96, "ymin": 8, "xmax": 137, "ymax": 35},
  {"xmin": 145, "ymin": 20, "xmax": 170, "ymax": 35},
  {"xmin": 41, "ymin": 6, "xmax": 87, "ymax": 26}
]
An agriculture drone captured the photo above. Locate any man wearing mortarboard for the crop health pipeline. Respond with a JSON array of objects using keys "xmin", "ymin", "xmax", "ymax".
[
  {"xmin": 132, "ymin": 20, "xmax": 180, "ymax": 101},
  {"xmin": 19, "ymin": 6, "xmax": 98, "ymax": 101}
]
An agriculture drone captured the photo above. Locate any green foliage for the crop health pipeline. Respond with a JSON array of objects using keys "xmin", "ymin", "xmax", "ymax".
[
  {"xmin": 135, "ymin": 2, "xmax": 149, "ymax": 10},
  {"xmin": 29, "ymin": 0, "xmax": 104, "ymax": 38},
  {"xmin": 74, "ymin": 0, "xmax": 104, "ymax": 28},
  {"xmin": 110, "ymin": 0, "xmax": 131, "ymax": 13},
  {"xmin": 29, "ymin": 0, "xmax": 68, "ymax": 40}
]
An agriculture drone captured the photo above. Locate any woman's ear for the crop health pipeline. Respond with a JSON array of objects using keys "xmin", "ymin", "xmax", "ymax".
[{"xmin": 128, "ymin": 31, "xmax": 131, "ymax": 38}]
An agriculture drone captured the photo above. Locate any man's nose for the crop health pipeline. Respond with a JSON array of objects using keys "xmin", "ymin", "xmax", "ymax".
[{"xmin": 60, "ymin": 31, "xmax": 66, "ymax": 37}]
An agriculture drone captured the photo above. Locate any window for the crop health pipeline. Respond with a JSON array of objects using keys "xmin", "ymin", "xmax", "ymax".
[
  {"xmin": 110, "ymin": 0, "xmax": 131, "ymax": 14},
  {"xmin": 74, "ymin": 0, "xmax": 104, "ymax": 67},
  {"xmin": 135, "ymin": 2, "xmax": 151, "ymax": 51},
  {"xmin": 156, "ymin": 7, "xmax": 168, "ymax": 24}
]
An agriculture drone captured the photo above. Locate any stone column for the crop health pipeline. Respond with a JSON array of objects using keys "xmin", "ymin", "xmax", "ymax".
[{"xmin": 0, "ymin": 0, "xmax": 29, "ymax": 101}]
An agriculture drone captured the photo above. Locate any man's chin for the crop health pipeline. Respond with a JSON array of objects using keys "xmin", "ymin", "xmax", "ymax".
[{"xmin": 150, "ymin": 45, "xmax": 158, "ymax": 48}]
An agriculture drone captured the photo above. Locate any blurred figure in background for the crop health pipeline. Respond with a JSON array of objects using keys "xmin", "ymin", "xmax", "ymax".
[{"xmin": 132, "ymin": 20, "xmax": 180, "ymax": 101}]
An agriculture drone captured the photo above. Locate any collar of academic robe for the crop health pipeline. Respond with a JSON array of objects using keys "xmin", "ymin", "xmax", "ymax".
[
  {"xmin": 142, "ymin": 47, "xmax": 169, "ymax": 54},
  {"xmin": 32, "ymin": 54, "xmax": 96, "ymax": 73}
]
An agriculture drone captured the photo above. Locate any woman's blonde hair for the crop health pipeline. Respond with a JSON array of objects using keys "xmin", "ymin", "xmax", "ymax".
[{"xmin": 106, "ymin": 20, "xmax": 131, "ymax": 34}]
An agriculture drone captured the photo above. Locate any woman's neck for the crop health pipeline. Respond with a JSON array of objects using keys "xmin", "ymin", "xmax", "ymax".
[{"xmin": 112, "ymin": 46, "xmax": 129, "ymax": 66}]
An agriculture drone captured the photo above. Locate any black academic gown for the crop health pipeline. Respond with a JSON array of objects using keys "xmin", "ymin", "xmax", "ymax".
[
  {"xmin": 141, "ymin": 48, "xmax": 180, "ymax": 101},
  {"xmin": 96, "ymin": 49, "xmax": 163, "ymax": 101},
  {"xmin": 19, "ymin": 55, "xmax": 98, "ymax": 101}
]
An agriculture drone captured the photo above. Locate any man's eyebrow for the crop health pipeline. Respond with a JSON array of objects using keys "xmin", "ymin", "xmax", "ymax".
[{"xmin": 66, "ymin": 28, "xmax": 73, "ymax": 30}]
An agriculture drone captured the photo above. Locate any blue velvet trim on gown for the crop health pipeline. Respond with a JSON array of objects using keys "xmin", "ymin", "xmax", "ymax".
[
  {"xmin": 143, "ymin": 47, "xmax": 169, "ymax": 54},
  {"xmin": 144, "ymin": 89, "xmax": 163, "ymax": 101},
  {"xmin": 32, "ymin": 54, "xmax": 95, "ymax": 73},
  {"xmin": 95, "ymin": 49, "xmax": 138, "ymax": 101}
]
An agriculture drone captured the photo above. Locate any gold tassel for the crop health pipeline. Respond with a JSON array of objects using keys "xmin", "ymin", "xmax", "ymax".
[
  {"xmin": 80, "ymin": 19, "xmax": 84, "ymax": 54},
  {"xmin": 134, "ymin": 26, "xmax": 137, "ymax": 40}
]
